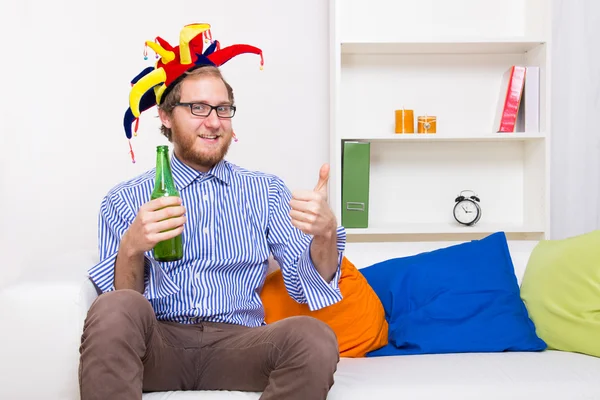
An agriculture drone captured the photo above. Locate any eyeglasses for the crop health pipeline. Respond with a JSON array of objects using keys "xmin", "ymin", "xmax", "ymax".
[{"xmin": 175, "ymin": 102, "xmax": 236, "ymax": 118}]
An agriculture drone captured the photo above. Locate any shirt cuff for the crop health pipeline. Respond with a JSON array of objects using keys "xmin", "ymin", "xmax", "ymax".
[
  {"xmin": 88, "ymin": 252, "xmax": 117, "ymax": 294},
  {"xmin": 296, "ymin": 225, "xmax": 346, "ymax": 311}
]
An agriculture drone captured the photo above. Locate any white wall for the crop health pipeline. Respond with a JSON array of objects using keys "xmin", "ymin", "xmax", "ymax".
[{"xmin": 0, "ymin": 0, "xmax": 329, "ymax": 286}]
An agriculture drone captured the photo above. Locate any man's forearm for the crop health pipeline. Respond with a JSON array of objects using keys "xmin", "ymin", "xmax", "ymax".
[
  {"xmin": 309, "ymin": 225, "xmax": 339, "ymax": 283},
  {"xmin": 114, "ymin": 237, "xmax": 145, "ymax": 293}
]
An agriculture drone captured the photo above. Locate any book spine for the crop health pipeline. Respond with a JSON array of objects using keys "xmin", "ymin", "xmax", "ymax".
[{"xmin": 499, "ymin": 66, "xmax": 526, "ymax": 132}]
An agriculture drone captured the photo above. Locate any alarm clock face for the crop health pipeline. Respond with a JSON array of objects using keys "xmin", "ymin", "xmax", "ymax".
[{"xmin": 454, "ymin": 200, "xmax": 480, "ymax": 225}]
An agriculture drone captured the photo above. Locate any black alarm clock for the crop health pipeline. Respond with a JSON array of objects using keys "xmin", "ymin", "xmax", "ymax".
[{"xmin": 453, "ymin": 190, "xmax": 481, "ymax": 226}]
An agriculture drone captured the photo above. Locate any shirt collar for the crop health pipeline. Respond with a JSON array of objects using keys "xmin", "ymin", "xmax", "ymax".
[
  {"xmin": 171, "ymin": 153, "xmax": 231, "ymax": 190},
  {"xmin": 208, "ymin": 159, "xmax": 232, "ymax": 185}
]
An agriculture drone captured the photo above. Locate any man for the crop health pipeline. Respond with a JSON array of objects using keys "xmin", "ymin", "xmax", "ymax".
[{"xmin": 79, "ymin": 23, "xmax": 346, "ymax": 400}]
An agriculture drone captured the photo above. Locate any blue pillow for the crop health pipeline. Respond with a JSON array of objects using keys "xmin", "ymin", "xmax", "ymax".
[{"xmin": 360, "ymin": 232, "xmax": 546, "ymax": 357}]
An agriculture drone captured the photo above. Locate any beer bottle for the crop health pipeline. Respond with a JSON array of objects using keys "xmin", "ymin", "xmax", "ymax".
[{"xmin": 151, "ymin": 145, "xmax": 183, "ymax": 262}]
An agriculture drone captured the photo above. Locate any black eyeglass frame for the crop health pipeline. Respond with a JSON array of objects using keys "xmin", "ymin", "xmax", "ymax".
[{"xmin": 174, "ymin": 102, "xmax": 237, "ymax": 118}]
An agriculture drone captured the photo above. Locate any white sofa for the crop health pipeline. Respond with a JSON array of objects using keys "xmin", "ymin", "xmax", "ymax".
[{"xmin": 2, "ymin": 243, "xmax": 600, "ymax": 400}]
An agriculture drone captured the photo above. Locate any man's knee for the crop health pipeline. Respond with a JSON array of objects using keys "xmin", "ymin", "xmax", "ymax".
[
  {"xmin": 84, "ymin": 289, "xmax": 154, "ymax": 339},
  {"xmin": 273, "ymin": 316, "xmax": 339, "ymax": 365}
]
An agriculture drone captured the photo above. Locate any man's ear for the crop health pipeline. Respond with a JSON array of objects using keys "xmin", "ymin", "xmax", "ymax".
[{"xmin": 157, "ymin": 107, "xmax": 173, "ymax": 129}]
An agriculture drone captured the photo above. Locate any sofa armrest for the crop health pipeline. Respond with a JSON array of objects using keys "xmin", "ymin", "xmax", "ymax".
[{"xmin": 0, "ymin": 278, "xmax": 99, "ymax": 400}]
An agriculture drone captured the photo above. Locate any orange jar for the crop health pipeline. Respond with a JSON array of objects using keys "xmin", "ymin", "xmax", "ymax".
[
  {"xmin": 417, "ymin": 116, "xmax": 437, "ymax": 134},
  {"xmin": 395, "ymin": 109, "xmax": 414, "ymax": 133}
]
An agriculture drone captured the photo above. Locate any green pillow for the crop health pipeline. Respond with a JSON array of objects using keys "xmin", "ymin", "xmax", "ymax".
[{"xmin": 520, "ymin": 230, "xmax": 600, "ymax": 358}]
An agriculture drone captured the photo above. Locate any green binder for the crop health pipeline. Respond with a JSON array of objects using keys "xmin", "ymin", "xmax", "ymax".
[{"xmin": 341, "ymin": 141, "xmax": 370, "ymax": 228}]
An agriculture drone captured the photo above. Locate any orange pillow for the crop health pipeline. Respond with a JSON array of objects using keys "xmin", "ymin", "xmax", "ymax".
[{"xmin": 260, "ymin": 257, "xmax": 388, "ymax": 357}]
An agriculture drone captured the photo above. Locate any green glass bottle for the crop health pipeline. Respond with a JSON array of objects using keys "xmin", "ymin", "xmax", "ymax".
[{"xmin": 151, "ymin": 145, "xmax": 183, "ymax": 262}]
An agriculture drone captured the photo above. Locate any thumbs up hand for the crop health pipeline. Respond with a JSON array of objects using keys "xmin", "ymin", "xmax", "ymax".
[{"xmin": 289, "ymin": 164, "xmax": 337, "ymax": 238}]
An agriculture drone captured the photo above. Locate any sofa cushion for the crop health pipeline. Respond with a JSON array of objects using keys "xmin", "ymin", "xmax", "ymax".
[
  {"xmin": 260, "ymin": 257, "xmax": 388, "ymax": 357},
  {"xmin": 520, "ymin": 229, "xmax": 600, "ymax": 358},
  {"xmin": 360, "ymin": 232, "xmax": 546, "ymax": 356}
]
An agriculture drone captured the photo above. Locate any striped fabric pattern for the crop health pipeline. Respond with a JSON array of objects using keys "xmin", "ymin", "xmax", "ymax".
[{"xmin": 88, "ymin": 155, "xmax": 345, "ymax": 327}]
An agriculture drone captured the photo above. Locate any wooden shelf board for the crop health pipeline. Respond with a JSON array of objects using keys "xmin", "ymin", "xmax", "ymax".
[
  {"xmin": 341, "ymin": 132, "xmax": 545, "ymax": 142},
  {"xmin": 340, "ymin": 39, "xmax": 546, "ymax": 55},
  {"xmin": 345, "ymin": 223, "xmax": 544, "ymax": 235}
]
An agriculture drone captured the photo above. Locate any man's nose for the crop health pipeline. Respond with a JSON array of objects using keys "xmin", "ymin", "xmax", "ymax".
[{"xmin": 204, "ymin": 109, "xmax": 221, "ymax": 128}]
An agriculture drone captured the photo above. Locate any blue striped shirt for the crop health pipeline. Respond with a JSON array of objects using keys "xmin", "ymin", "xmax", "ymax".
[{"xmin": 88, "ymin": 154, "xmax": 345, "ymax": 327}]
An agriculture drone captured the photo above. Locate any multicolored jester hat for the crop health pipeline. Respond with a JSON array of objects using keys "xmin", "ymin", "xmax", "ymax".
[{"xmin": 124, "ymin": 23, "xmax": 264, "ymax": 162}]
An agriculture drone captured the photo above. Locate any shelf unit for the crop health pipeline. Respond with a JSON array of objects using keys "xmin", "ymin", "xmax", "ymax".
[{"xmin": 329, "ymin": 0, "xmax": 551, "ymax": 242}]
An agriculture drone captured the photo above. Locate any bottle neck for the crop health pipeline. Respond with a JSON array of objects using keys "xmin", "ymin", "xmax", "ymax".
[{"xmin": 154, "ymin": 149, "xmax": 178, "ymax": 196}]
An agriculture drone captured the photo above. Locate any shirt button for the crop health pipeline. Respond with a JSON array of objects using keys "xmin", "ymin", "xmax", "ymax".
[
  {"xmin": 203, "ymin": 194, "xmax": 209, "ymax": 201},
  {"xmin": 203, "ymin": 227, "xmax": 209, "ymax": 235}
]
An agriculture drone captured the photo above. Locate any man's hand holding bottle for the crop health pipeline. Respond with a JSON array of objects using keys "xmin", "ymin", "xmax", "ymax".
[{"xmin": 121, "ymin": 197, "xmax": 186, "ymax": 257}]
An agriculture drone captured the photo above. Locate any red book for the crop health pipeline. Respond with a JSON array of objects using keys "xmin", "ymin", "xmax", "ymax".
[{"xmin": 494, "ymin": 66, "xmax": 526, "ymax": 133}]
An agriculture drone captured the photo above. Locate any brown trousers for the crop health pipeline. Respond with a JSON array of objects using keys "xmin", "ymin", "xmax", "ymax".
[{"xmin": 78, "ymin": 289, "xmax": 339, "ymax": 400}]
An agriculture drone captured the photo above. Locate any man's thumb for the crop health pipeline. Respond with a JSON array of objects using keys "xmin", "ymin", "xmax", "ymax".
[{"xmin": 314, "ymin": 163, "xmax": 330, "ymax": 192}]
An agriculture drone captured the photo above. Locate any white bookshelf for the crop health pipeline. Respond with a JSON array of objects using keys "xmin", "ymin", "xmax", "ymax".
[{"xmin": 329, "ymin": 0, "xmax": 551, "ymax": 242}]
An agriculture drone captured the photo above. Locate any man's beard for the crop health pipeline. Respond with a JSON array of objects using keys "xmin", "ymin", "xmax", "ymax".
[{"xmin": 171, "ymin": 125, "xmax": 232, "ymax": 171}]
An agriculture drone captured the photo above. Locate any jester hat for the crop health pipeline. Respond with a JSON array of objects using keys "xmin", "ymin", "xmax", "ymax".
[{"xmin": 124, "ymin": 23, "xmax": 263, "ymax": 141}]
